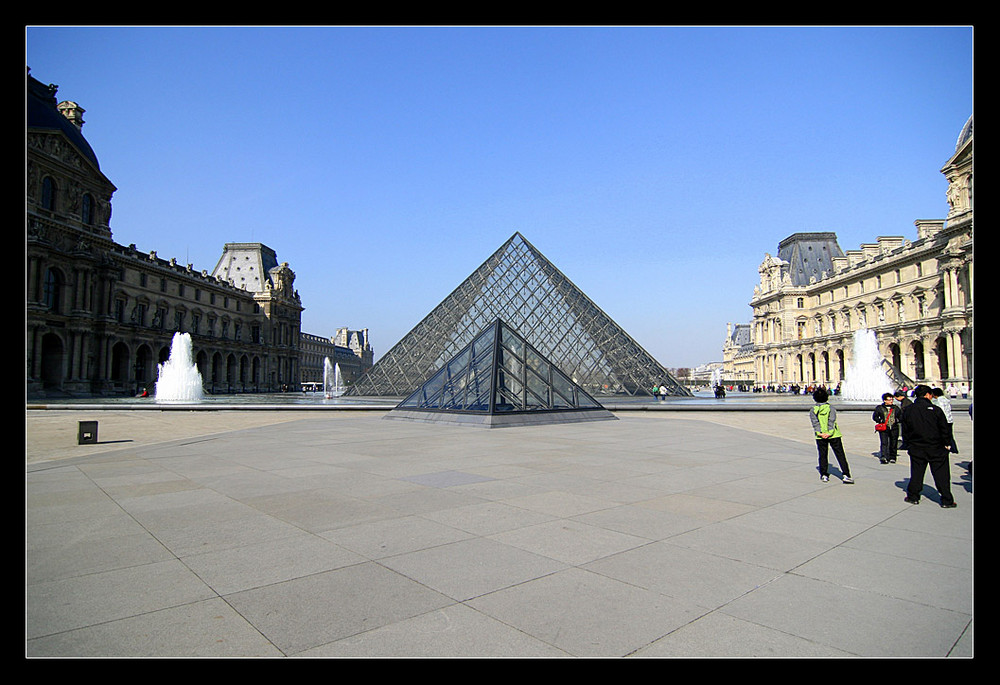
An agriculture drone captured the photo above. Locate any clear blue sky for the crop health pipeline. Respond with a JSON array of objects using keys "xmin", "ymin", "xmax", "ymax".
[{"xmin": 26, "ymin": 26, "xmax": 973, "ymax": 368}]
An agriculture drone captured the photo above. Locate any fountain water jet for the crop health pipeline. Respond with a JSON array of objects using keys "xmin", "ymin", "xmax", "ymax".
[
  {"xmin": 323, "ymin": 357, "xmax": 344, "ymax": 398},
  {"xmin": 155, "ymin": 332, "xmax": 204, "ymax": 402},
  {"xmin": 841, "ymin": 328, "xmax": 894, "ymax": 402}
]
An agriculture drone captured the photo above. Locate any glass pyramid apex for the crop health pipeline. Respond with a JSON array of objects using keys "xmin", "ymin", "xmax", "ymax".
[{"xmin": 350, "ymin": 233, "xmax": 689, "ymax": 398}]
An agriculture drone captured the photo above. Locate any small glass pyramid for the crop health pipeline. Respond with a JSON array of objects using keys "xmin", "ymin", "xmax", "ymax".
[
  {"xmin": 386, "ymin": 319, "xmax": 617, "ymax": 427},
  {"xmin": 350, "ymin": 233, "xmax": 689, "ymax": 398}
]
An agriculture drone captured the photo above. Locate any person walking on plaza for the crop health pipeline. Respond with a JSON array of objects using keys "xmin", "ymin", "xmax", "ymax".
[
  {"xmin": 872, "ymin": 392, "xmax": 899, "ymax": 464},
  {"xmin": 932, "ymin": 387, "xmax": 959, "ymax": 454},
  {"xmin": 894, "ymin": 389, "xmax": 912, "ymax": 450},
  {"xmin": 810, "ymin": 387, "xmax": 853, "ymax": 484},
  {"xmin": 901, "ymin": 385, "xmax": 956, "ymax": 507}
]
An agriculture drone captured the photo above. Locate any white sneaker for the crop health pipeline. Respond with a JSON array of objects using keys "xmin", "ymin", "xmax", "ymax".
[
  {"xmin": 842, "ymin": 476, "xmax": 854, "ymax": 484},
  {"xmin": 821, "ymin": 475, "xmax": 829, "ymax": 482}
]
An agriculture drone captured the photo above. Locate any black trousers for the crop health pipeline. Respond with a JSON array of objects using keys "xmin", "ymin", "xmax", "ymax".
[
  {"xmin": 878, "ymin": 426, "xmax": 899, "ymax": 461},
  {"xmin": 816, "ymin": 436, "xmax": 851, "ymax": 478},
  {"xmin": 906, "ymin": 446, "xmax": 955, "ymax": 505}
]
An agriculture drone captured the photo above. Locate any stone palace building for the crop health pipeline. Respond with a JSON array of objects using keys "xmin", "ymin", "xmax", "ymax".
[
  {"xmin": 739, "ymin": 117, "xmax": 973, "ymax": 392},
  {"xmin": 26, "ymin": 69, "xmax": 370, "ymax": 397},
  {"xmin": 299, "ymin": 328, "xmax": 374, "ymax": 388}
]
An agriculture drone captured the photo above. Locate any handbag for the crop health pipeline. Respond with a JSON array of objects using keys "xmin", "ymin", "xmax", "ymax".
[{"xmin": 875, "ymin": 422, "xmax": 887, "ymax": 432}]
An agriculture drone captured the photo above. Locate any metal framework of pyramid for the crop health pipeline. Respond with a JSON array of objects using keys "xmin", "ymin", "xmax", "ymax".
[
  {"xmin": 385, "ymin": 319, "xmax": 617, "ymax": 428},
  {"xmin": 349, "ymin": 233, "xmax": 690, "ymax": 398}
]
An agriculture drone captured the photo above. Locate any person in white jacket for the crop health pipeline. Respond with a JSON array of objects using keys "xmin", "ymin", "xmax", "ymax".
[{"xmin": 932, "ymin": 387, "xmax": 959, "ymax": 454}]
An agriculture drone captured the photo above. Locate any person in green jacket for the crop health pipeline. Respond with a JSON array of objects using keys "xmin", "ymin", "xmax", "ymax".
[{"xmin": 810, "ymin": 387, "xmax": 854, "ymax": 484}]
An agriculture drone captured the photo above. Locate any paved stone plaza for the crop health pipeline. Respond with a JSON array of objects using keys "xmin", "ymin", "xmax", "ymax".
[{"xmin": 26, "ymin": 406, "xmax": 973, "ymax": 657}]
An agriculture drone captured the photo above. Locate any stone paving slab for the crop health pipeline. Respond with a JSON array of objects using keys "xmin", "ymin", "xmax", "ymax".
[{"xmin": 25, "ymin": 409, "xmax": 973, "ymax": 658}]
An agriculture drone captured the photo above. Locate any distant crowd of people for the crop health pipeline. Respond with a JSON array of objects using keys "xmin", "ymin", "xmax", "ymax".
[{"xmin": 751, "ymin": 381, "xmax": 971, "ymax": 399}]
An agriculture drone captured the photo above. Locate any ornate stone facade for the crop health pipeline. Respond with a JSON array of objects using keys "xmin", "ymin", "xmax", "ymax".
[
  {"xmin": 746, "ymin": 118, "xmax": 973, "ymax": 392},
  {"xmin": 26, "ymin": 70, "xmax": 304, "ymax": 396}
]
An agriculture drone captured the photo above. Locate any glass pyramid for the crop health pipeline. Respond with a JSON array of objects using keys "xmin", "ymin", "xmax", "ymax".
[
  {"xmin": 349, "ymin": 233, "xmax": 690, "ymax": 398},
  {"xmin": 386, "ymin": 319, "xmax": 617, "ymax": 427}
]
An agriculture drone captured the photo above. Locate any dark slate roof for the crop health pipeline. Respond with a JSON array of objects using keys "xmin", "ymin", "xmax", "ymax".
[
  {"xmin": 729, "ymin": 323, "xmax": 751, "ymax": 347},
  {"xmin": 956, "ymin": 115, "xmax": 973, "ymax": 150},
  {"xmin": 776, "ymin": 232, "xmax": 844, "ymax": 287},
  {"xmin": 26, "ymin": 72, "xmax": 101, "ymax": 170}
]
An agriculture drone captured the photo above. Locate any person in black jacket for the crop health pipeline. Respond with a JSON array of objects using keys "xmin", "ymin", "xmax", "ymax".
[
  {"xmin": 872, "ymin": 393, "xmax": 899, "ymax": 464},
  {"xmin": 900, "ymin": 385, "xmax": 956, "ymax": 507}
]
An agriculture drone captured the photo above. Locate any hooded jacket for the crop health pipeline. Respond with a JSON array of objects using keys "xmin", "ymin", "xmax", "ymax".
[{"xmin": 810, "ymin": 403, "xmax": 842, "ymax": 439}]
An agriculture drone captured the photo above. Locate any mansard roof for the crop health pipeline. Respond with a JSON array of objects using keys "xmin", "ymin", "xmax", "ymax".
[
  {"xmin": 728, "ymin": 323, "xmax": 752, "ymax": 347},
  {"xmin": 776, "ymin": 232, "xmax": 845, "ymax": 287}
]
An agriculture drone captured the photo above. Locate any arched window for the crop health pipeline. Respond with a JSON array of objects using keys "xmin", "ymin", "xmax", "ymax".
[
  {"xmin": 81, "ymin": 193, "xmax": 94, "ymax": 225},
  {"xmin": 43, "ymin": 268, "xmax": 64, "ymax": 312},
  {"xmin": 41, "ymin": 176, "xmax": 56, "ymax": 210},
  {"xmin": 911, "ymin": 341, "xmax": 925, "ymax": 380}
]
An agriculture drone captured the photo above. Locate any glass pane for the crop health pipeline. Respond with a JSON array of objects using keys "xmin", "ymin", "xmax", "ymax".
[
  {"xmin": 497, "ymin": 371, "xmax": 522, "ymax": 398},
  {"xmin": 551, "ymin": 389, "xmax": 571, "ymax": 408},
  {"xmin": 494, "ymin": 386, "xmax": 520, "ymax": 412},
  {"xmin": 552, "ymin": 373, "xmax": 575, "ymax": 403},
  {"xmin": 448, "ymin": 349, "xmax": 470, "ymax": 378},
  {"xmin": 441, "ymin": 372, "xmax": 468, "ymax": 408},
  {"xmin": 499, "ymin": 350, "xmax": 523, "ymax": 379},
  {"xmin": 526, "ymin": 372, "xmax": 549, "ymax": 408},
  {"xmin": 468, "ymin": 385, "xmax": 491, "ymax": 411},
  {"xmin": 501, "ymin": 327, "xmax": 524, "ymax": 357},
  {"xmin": 526, "ymin": 348, "xmax": 548, "ymax": 378},
  {"xmin": 420, "ymin": 371, "xmax": 446, "ymax": 407}
]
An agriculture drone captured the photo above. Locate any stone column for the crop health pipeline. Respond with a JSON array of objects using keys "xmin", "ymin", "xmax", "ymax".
[
  {"xmin": 946, "ymin": 330, "xmax": 962, "ymax": 381},
  {"xmin": 26, "ymin": 255, "xmax": 41, "ymax": 304}
]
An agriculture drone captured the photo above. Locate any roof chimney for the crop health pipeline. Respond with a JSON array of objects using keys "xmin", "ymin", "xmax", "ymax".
[{"xmin": 57, "ymin": 100, "xmax": 85, "ymax": 129}]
